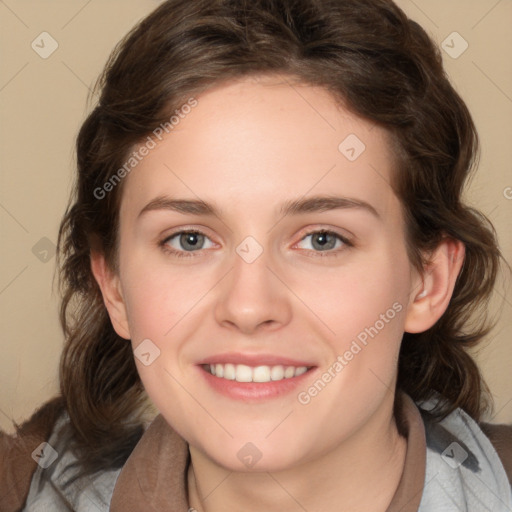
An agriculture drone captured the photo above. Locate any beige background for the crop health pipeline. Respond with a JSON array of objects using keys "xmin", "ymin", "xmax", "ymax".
[{"xmin": 0, "ymin": 0, "xmax": 511, "ymax": 432}]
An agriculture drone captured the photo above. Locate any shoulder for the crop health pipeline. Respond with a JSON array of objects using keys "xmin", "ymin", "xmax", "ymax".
[
  {"xmin": 0, "ymin": 397, "xmax": 121, "ymax": 512},
  {"xmin": 416, "ymin": 394, "xmax": 512, "ymax": 483},
  {"xmin": 479, "ymin": 421, "xmax": 512, "ymax": 485},
  {"xmin": 21, "ymin": 409, "xmax": 122, "ymax": 511},
  {"xmin": 415, "ymin": 394, "xmax": 512, "ymax": 510},
  {"xmin": 0, "ymin": 396, "xmax": 65, "ymax": 511}
]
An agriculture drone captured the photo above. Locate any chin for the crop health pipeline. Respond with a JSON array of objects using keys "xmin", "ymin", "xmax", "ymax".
[{"xmin": 200, "ymin": 440, "xmax": 311, "ymax": 473}]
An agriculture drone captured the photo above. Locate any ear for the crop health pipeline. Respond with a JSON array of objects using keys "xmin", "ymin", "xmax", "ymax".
[
  {"xmin": 90, "ymin": 250, "xmax": 131, "ymax": 340},
  {"xmin": 404, "ymin": 238, "xmax": 465, "ymax": 333}
]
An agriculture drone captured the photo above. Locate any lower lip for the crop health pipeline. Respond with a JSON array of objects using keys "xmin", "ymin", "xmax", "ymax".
[{"xmin": 198, "ymin": 365, "xmax": 316, "ymax": 401}]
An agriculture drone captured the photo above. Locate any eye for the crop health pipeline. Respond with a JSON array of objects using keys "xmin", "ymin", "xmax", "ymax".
[
  {"xmin": 160, "ymin": 230, "xmax": 215, "ymax": 257},
  {"xmin": 295, "ymin": 229, "xmax": 352, "ymax": 256}
]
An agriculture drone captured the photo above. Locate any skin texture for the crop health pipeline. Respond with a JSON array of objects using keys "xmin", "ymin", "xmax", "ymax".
[{"xmin": 91, "ymin": 74, "xmax": 464, "ymax": 512}]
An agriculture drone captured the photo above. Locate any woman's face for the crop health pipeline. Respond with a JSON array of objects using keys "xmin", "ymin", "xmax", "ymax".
[{"xmin": 112, "ymin": 75, "xmax": 420, "ymax": 471}]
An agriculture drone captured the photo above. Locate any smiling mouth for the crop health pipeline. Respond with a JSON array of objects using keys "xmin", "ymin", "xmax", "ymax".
[{"xmin": 202, "ymin": 363, "xmax": 313, "ymax": 383}]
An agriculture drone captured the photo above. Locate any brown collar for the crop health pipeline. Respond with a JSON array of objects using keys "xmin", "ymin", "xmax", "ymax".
[{"xmin": 110, "ymin": 392, "xmax": 426, "ymax": 512}]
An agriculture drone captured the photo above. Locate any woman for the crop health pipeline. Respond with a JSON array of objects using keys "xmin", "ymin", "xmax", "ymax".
[{"xmin": 2, "ymin": 0, "xmax": 511, "ymax": 510}]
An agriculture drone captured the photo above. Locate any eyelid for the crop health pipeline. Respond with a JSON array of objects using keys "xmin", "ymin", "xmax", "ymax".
[
  {"xmin": 160, "ymin": 225, "xmax": 217, "ymax": 243},
  {"xmin": 293, "ymin": 223, "xmax": 353, "ymax": 243}
]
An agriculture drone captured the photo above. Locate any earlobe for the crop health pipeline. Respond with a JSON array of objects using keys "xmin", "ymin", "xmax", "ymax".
[
  {"xmin": 404, "ymin": 238, "xmax": 465, "ymax": 334},
  {"xmin": 90, "ymin": 251, "xmax": 131, "ymax": 340}
]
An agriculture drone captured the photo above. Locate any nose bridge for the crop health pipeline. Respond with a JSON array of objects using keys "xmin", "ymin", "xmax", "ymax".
[
  {"xmin": 232, "ymin": 239, "xmax": 271, "ymax": 294},
  {"xmin": 214, "ymin": 237, "xmax": 291, "ymax": 332}
]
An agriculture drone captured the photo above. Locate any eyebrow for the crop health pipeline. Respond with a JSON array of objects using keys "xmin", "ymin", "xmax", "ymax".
[{"xmin": 137, "ymin": 195, "xmax": 380, "ymax": 219}]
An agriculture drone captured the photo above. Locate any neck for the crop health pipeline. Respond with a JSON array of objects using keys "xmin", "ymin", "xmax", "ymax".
[{"xmin": 187, "ymin": 393, "xmax": 407, "ymax": 512}]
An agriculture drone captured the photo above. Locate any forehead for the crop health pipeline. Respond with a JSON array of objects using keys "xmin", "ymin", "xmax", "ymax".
[{"xmin": 120, "ymin": 75, "xmax": 400, "ymax": 225}]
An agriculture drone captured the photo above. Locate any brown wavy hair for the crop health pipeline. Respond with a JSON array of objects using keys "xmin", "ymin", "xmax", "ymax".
[{"xmin": 54, "ymin": 0, "xmax": 504, "ymax": 479}]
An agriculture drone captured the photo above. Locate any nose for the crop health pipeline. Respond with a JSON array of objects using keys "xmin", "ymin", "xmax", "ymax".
[{"xmin": 214, "ymin": 245, "xmax": 292, "ymax": 335}]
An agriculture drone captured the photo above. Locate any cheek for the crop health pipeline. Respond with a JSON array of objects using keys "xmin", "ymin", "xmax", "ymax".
[
  {"xmin": 293, "ymin": 257, "xmax": 409, "ymax": 428},
  {"xmin": 120, "ymin": 254, "xmax": 206, "ymax": 341},
  {"xmin": 297, "ymin": 244, "xmax": 410, "ymax": 394},
  {"xmin": 302, "ymin": 252, "xmax": 409, "ymax": 341}
]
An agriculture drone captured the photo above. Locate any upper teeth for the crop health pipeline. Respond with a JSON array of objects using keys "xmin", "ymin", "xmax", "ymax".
[{"xmin": 206, "ymin": 363, "xmax": 308, "ymax": 383}]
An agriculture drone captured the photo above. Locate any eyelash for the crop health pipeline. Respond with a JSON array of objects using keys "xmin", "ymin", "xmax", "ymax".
[{"xmin": 159, "ymin": 229, "xmax": 353, "ymax": 259}]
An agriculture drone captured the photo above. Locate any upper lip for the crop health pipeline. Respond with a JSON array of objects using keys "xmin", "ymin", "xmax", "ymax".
[{"xmin": 197, "ymin": 353, "xmax": 316, "ymax": 367}]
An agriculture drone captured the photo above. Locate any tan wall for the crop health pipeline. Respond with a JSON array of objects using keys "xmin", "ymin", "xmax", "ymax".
[{"xmin": 1, "ymin": 0, "xmax": 510, "ymax": 432}]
